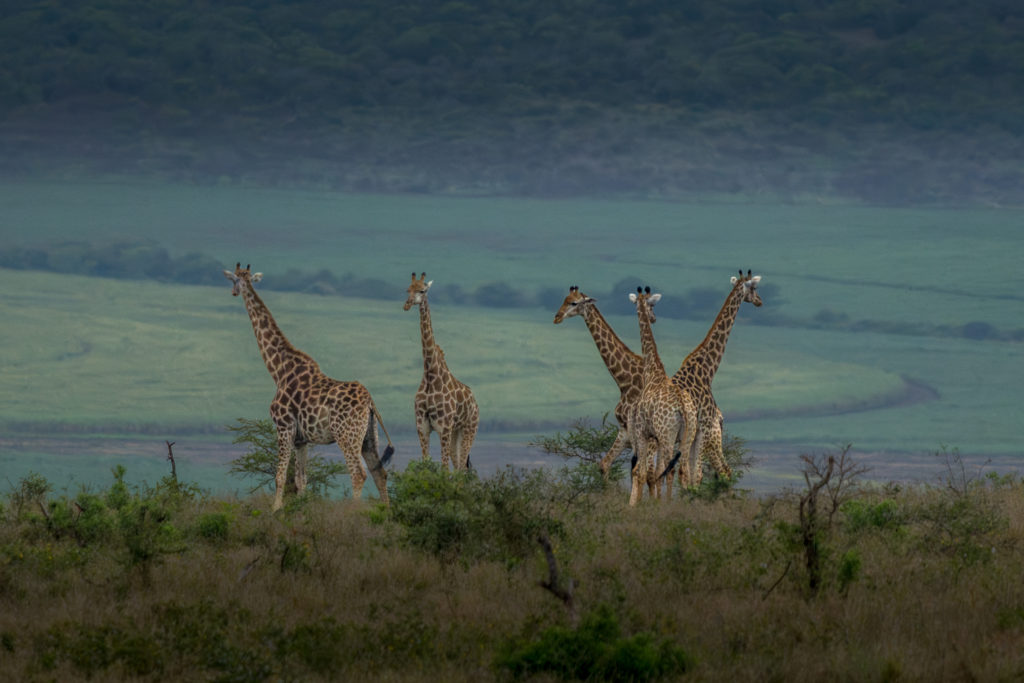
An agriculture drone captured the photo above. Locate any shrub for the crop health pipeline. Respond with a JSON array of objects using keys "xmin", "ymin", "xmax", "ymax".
[
  {"xmin": 195, "ymin": 512, "xmax": 230, "ymax": 542},
  {"xmin": 841, "ymin": 498, "xmax": 905, "ymax": 533},
  {"xmin": 8, "ymin": 472, "xmax": 52, "ymax": 520},
  {"xmin": 530, "ymin": 414, "xmax": 627, "ymax": 482},
  {"xmin": 386, "ymin": 461, "xmax": 563, "ymax": 566},
  {"xmin": 496, "ymin": 605, "xmax": 693, "ymax": 681}
]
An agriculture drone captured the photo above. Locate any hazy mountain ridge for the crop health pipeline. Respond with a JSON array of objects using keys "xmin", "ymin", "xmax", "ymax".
[{"xmin": 2, "ymin": 0, "xmax": 1023, "ymax": 204}]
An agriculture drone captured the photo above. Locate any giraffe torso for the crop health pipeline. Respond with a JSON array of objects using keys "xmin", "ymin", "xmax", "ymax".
[
  {"xmin": 414, "ymin": 361, "xmax": 478, "ymax": 434},
  {"xmin": 272, "ymin": 371, "xmax": 374, "ymax": 450}
]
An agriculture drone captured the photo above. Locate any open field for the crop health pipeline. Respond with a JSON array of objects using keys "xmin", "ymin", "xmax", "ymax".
[{"xmin": 1, "ymin": 180, "xmax": 1022, "ymax": 492}]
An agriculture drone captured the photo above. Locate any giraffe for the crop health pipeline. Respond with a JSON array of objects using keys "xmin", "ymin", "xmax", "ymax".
[
  {"xmin": 223, "ymin": 263, "xmax": 394, "ymax": 511},
  {"xmin": 404, "ymin": 272, "xmax": 479, "ymax": 471},
  {"xmin": 627, "ymin": 287, "xmax": 698, "ymax": 506},
  {"xmin": 553, "ymin": 286, "xmax": 646, "ymax": 478},
  {"xmin": 669, "ymin": 269, "xmax": 763, "ymax": 487}
]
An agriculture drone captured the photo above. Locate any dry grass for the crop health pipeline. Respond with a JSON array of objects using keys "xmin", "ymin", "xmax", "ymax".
[{"xmin": 2, "ymin": 463, "xmax": 1024, "ymax": 681}]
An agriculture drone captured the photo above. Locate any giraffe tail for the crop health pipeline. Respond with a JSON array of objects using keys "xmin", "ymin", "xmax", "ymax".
[
  {"xmin": 657, "ymin": 451, "xmax": 682, "ymax": 481},
  {"xmin": 370, "ymin": 399, "xmax": 395, "ymax": 467}
]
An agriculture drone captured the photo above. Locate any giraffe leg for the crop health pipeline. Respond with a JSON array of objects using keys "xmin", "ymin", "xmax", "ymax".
[
  {"xmin": 272, "ymin": 422, "xmax": 296, "ymax": 512},
  {"xmin": 684, "ymin": 424, "xmax": 704, "ymax": 490},
  {"xmin": 454, "ymin": 423, "xmax": 477, "ymax": 471},
  {"xmin": 647, "ymin": 437, "xmax": 661, "ymax": 500},
  {"xmin": 360, "ymin": 417, "xmax": 390, "ymax": 506},
  {"xmin": 599, "ymin": 428, "xmax": 630, "ymax": 479},
  {"xmin": 702, "ymin": 416, "xmax": 732, "ymax": 479},
  {"xmin": 440, "ymin": 431, "xmax": 455, "ymax": 472},
  {"xmin": 459, "ymin": 400, "xmax": 479, "ymax": 470},
  {"xmin": 629, "ymin": 435, "xmax": 647, "ymax": 507},
  {"xmin": 663, "ymin": 442, "xmax": 675, "ymax": 501},
  {"xmin": 340, "ymin": 442, "xmax": 367, "ymax": 500},
  {"xmin": 677, "ymin": 398, "xmax": 698, "ymax": 490},
  {"xmin": 293, "ymin": 444, "xmax": 309, "ymax": 494},
  {"xmin": 415, "ymin": 411, "xmax": 432, "ymax": 462}
]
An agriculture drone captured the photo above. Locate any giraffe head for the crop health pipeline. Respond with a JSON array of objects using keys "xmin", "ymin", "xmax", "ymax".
[
  {"xmin": 222, "ymin": 262, "xmax": 263, "ymax": 297},
  {"xmin": 403, "ymin": 272, "xmax": 433, "ymax": 311},
  {"xmin": 729, "ymin": 269, "xmax": 763, "ymax": 307},
  {"xmin": 553, "ymin": 285, "xmax": 596, "ymax": 324},
  {"xmin": 628, "ymin": 286, "xmax": 661, "ymax": 322}
]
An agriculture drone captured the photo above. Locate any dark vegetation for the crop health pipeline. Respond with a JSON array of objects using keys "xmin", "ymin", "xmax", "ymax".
[
  {"xmin": 2, "ymin": 434, "xmax": 1023, "ymax": 680},
  {"xmin": 2, "ymin": 1, "xmax": 1024, "ymax": 204},
  {"xmin": 4, "ymin": 236, "xmax": 1023, "ymax": 343}
]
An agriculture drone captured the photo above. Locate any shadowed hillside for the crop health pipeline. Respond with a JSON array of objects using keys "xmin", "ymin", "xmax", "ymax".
[{"xmin": 2, "ymin": 0, "xmax": 1023, "ymax": 203}]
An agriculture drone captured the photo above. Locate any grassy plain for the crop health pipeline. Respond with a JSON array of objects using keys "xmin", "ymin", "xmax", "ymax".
[{"xmin": 1, "ymin": 180, "xmax": 1022, "ymax": 491}]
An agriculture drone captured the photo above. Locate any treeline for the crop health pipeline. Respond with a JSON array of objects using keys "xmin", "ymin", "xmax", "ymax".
[
  {"xmin": 3, "ymin": 0, "xmax": 1021, "ymax": 129},
  {"xmin": 2, "ymin": 1, "xmax": 1024, "ymax": 203},
  {"xmin": 2, "ymin": 239, "xmax": 1019, "ymax": 343}
]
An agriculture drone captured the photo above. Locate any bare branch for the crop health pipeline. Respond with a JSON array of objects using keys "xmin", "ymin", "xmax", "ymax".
[
  {"xmin": 762, "ymin": 560, "xmax": 793, "ymax": 601},
  {"xmin": 537, "ymin": 534, "xmax": 577, "ymax": 623},
  {"xmin": 165, "ymin": 440, "xmax": 178, "ymax": 482}
]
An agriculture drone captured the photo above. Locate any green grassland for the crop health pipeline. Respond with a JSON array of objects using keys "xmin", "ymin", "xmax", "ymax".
[
  {"xmin": 1, "ymin": 180, "xmax": 1022, "ymax": 483},
  {"xmin": 0, "ymin": 268, "xmax": 901, "ymax": 435}
]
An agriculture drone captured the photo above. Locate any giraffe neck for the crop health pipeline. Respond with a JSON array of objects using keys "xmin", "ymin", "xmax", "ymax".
[
  {"xmin": 241, "ymin": 284, "xmax": 318, "ymax": 386},
  {"xmin": 418, "ymin": 298, "xmax": 444, "ymax": 372},
  {"xmin": 636, "ymin": 302, "xmax": 666, "ymax": 385},
  {"xmin": 676, "ymin": 285, "xmax": 743, "ymax": 383},
  {"xmin": 581, "ymin": 305, "xmax": 643, "ymax": 392}
]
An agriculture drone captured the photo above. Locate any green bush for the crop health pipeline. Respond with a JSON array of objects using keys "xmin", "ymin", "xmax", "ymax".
[
  {"xmin": 386, "ymin": 461, "xmax": 563, "ymax": 566},
  {"xmin": 841, "ymin": 498, "xmax": 904, "ymax": 533},
  {"xmin": 195, "ymin": 512, "xmax": 230, "ymax": 542},
  {"xmin": 496, "ymin": 605, "xmax": 693, "ymax": 681}
]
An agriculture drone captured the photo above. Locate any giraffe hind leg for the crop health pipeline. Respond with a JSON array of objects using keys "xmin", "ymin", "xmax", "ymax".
[
  {"xmin": 293, "ymin": 444, "xmax": 309, "ymax": 494},
  {"xmin": 440, "ymin": 431, "xmax": 455, "ymax": 472},
  {"xmin": 702, "ymin": 417, "xmax": 732, "ymax": 479},
  {"xmin": 361, "ymin": 409, "xmax": 390, "ymax": 505}
]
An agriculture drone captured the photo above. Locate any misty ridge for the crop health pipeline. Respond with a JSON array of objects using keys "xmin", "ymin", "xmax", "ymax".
[
  {"xmin": 1, "ymin": 0, "xmax": 1023, "ymax": 205},
  {"xmin": 2, "ymin": 237, "xmax": 1019, "ymax": 344}
]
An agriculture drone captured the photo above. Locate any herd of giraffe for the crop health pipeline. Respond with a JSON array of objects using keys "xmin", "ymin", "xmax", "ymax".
[{"xmin": 224, "ymin": 263, "xmax": 762, "ymax": 511}]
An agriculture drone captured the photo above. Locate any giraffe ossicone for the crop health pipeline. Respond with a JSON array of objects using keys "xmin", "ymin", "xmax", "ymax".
[{"xmin": 224, "ymin": 262, "xmax": 394, "ymax": 511}]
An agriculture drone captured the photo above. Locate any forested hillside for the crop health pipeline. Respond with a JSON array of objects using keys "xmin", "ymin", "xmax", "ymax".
[{"xmin": 2, "ymin": 0, "xmax": 1023, "ymax": 203}]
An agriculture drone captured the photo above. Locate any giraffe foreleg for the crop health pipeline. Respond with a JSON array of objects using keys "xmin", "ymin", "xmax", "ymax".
[
  {"xmin": 415, "ymin": 408, "xmax": 432, "ymax": 462},
  {"xmin": 272, "ymin": 422, "xmax": 297, "ymax": 512},
  {"xmin": 599, "ymin": 428, "xmax": 631, "ymax": 480}
]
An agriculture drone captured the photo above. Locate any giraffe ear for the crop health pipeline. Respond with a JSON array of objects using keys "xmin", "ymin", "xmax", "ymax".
[
  {"xmin": 730, "ymin": 276, "xmax": 739, "ymax": 285},
  {"xmin": 251, "ymin": 272, "xmax": 263, "ymax": 283},
  {"xmin": 223, "ymin": 270, "xmax": 238, "ymax": 282},
  {"xmin": 751, "ymin": 275, "xmax": 762, "ymax": 284},
  {"xmin": 629, "ymin": 293, "xmax": 638, "ymax": 303},
  {"xmin": 648, "ymin": 293, "xmax": 662, "ymax": 305},
  {"xmin": 425, "ymin": 280, "xmax": 433, "ymax": 290}
]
